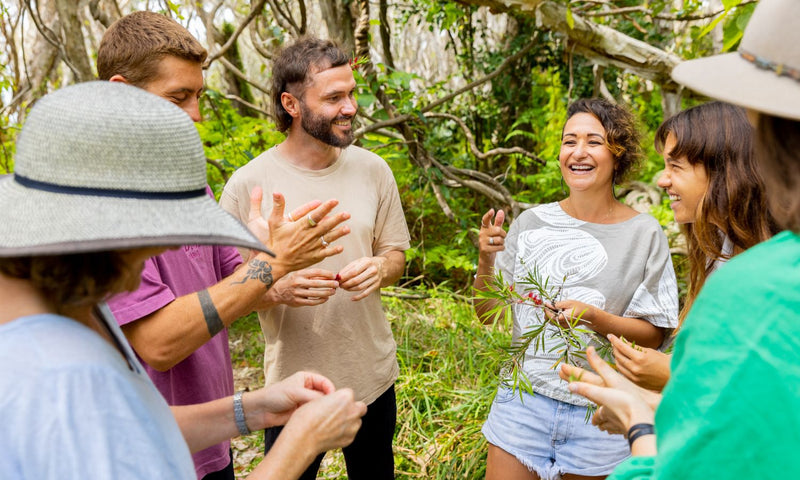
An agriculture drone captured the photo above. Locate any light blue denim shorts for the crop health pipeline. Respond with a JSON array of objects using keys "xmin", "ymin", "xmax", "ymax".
[{"xmin": 482, "ymin": 386, "xmax": 630, "ymax": 480}]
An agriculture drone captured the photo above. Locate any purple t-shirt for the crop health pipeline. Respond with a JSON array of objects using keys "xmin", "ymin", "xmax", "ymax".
[{"xmin": 107, "ymin": 242, "xmax": 242, "ymax": 478}]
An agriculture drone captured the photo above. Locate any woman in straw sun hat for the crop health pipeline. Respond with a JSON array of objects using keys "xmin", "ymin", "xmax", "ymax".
[
  {"xmin": 0, "ymin": 81, "xmax": 366, "ymax": 479},
  {"xmin": 560, "ymin": 0, "xmax": 800, "ymax": 479}
]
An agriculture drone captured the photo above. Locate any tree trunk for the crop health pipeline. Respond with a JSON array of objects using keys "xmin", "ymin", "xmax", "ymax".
[
  {"xmin": 457, "ymin": 0, "xmax": 682, "ymax": 90},
  {"xmin": 53, "ymin": 0, "xmax": 94, "ymax": 82},
  {"xmin": 318, "ymin": 0, "xmax": 358, "ymax": 54}
]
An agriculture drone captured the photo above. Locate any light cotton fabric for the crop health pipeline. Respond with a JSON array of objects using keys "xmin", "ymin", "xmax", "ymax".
[
  {"xmin": 107, "ymin": 239, "xmax": 242, "ymax": 478},
  {"xmin": 0, "ymin": 309, "xmax": 195, "ymax": 479},
  {"xmin": 495, "ymin": 203, "xmax": 679, "ymax": 405},
  {"xmin": 609, "ymin": 231, "xmax": 800, "ymax": 480},
  {"xmin": 220, "ymin": 145, "xmax": 410, "ymax": 404}
]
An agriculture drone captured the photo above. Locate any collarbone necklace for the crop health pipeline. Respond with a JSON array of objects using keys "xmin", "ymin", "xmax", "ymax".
[{"xmin": 563, "ymin": 198, "xmax": 615, "ymax": 223}]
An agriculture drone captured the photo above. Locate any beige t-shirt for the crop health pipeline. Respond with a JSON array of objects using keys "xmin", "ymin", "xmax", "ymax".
[{"xmin": 220, "ymin": 145, "xmax": 410, "ymax": 404}]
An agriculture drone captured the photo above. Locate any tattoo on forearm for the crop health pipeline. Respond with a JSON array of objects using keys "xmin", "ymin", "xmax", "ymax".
[
  {"xmin": 231, "ymin": 258, "xmax": 274, "ymax": 289},
  {"xmin": 198, "ymin": 289, "xmax": 224, "ymax": 337}
]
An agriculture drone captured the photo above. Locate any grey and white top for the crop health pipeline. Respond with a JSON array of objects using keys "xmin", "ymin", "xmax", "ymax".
[
  {"xmin": 496, "ymin": 202, "xmax": 679, "ymax": 406},
  {"xmin": 709, "ymin": 234, "xmax": 735, "ymax": 274}
]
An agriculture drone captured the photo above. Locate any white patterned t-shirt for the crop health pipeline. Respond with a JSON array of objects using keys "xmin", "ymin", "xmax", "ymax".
[{"xmin": 495, "ymin": 202, "xmax": 679, "ymax": 406}]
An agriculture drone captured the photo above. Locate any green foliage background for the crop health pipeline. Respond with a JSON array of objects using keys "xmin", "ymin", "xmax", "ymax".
[{"xmin": 0, "ymin": 2, "xmax": 760, "ymax": 477}]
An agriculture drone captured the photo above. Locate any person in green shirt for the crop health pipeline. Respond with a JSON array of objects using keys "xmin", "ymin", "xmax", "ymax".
[{"xmin": 561, "ymin": 0, "xmax": 800, "ymax": 478}]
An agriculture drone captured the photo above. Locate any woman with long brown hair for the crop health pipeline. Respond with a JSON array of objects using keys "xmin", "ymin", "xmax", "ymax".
[
  {"xmin": 609, "ymin": 101, "xmax": 777, "ymax": 391},
  {"xmin": 563, "ymin": 1, "xmax": 800, "ymax": 478}
]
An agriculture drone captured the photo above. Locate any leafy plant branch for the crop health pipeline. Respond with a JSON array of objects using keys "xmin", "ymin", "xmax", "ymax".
[{"xmin": 474, "ymin": 261, "xmax": 614, "ymax": 398}]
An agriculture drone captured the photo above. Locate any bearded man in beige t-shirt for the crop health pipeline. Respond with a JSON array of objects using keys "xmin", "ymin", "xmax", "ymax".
[{"xmin": 220, "ymin": 38, "xmax": 409, "ymax": 480}]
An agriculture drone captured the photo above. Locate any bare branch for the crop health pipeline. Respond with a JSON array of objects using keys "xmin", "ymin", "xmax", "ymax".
[
  {"xmin": 569, "ymin": 0, "xmax": 758, "ymax": 21},
  {"xmin": 428, "ymin": 177, "xmax": 456, "ymax": 221},
  {"xmin": 425, "ymin": 112, "xmax": 546, "ymax": 165},
  {"xmin": 206, "ymin": 157, "xmax": 229, "ymax": 182},
  {"xmin": 422, "ymin": 35, "xmax": 538, "ymax": 114},
  {"xmin": 427, "ymin": 155, "xmax": 516, "ymax": 211},
  {"xmin": 652, "ymin": 1, "xmax": 758, "ymax": 21},
  {"xmin": 266, "ymin": 0, "xmax": 305, "ymax": 36},
  {"xmin": 52, "ymin": 0, "xmax": 94, "ymax": 81},
  {"xmin": 380, "ymin": 289, "xmax": 430, "ymax": 300},
  {"xmin": 223, "ymin": 94, "xmax": 270, "ymax": 117},
  {"xmin": 457, "ymin": 0, "xmax": 682, "ymax": 88},
  {"xmin": 378, "ymin": 0, "xmax": 395, "ymax": 71},
  {"xmin": 354, "ymin": 36, "xmax": 539, "ymax": 137},
  {"xmin": 249, "ymin": 16, "xmax": 275, "ymax": 60},
  {"xmin": 581, "ymin": 6, "xmax": 645, "ymax": 17},
  {"xmin": 88, "ymin": 0, "xmax": 119, "ymax": 28},
  {"xmin": 206, "ymin": 0, "xmax": 267, "ymax": 64},
  {"xmin": 215, "ymin": 57, "xmax": 271, "ymax": 95}
]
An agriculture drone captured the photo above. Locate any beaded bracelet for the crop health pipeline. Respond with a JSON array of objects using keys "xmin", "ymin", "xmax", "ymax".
[{"xmin": 626, "ymin": 423, "xmax": 655, "ymax": 449}]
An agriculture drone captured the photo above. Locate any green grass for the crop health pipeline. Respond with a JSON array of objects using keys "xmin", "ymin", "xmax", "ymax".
[{"xmin": 228, "ymin": 292, "xmax": 509, "ymax": 479}]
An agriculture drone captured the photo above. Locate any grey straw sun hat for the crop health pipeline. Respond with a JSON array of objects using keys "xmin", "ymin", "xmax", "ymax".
[
  {"xmin": 0, "ymin": 81, "xmax": 272, "ymax": 256},
  {"xmin": 672, "ymin": 0, "xmax": 800, "ymax": 121}
]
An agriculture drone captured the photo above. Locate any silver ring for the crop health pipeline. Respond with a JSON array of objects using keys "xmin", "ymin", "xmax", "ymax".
[
  {"xmin": 307, "ymin": 214, "xmax": 317, "ymax": 227},
  {"xmin": 480, "ymin": 223, "xmax": 489, "ymax": 229},
  {"xmin": 286, "ymin": 212, "xmax": 294, "ymax": 222},
  {"xmin": 489, "ymin": 237, "xmax": 494, "ymax": 245},
  {"xmin": 321, "ymin": 236, "xmax": 329, "ymax": 247}
]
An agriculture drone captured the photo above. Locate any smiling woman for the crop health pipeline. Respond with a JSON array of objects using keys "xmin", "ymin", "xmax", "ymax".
[
  {"xmin": 473, "ymin": 98, "xmax": 678, "ymax": 480},
  {"xmin": 655, "ymin": 101, "xmax": 777, "ymax": 321}
]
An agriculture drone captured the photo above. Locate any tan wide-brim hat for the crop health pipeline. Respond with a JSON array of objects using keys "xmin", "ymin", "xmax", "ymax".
[
  {"xmin": 672, "ymin": 0, "xmax": 800, "ymax": 121},
  {"xmin": 0, "ymin": 82, "xmax": 273, "ymax": 257}
]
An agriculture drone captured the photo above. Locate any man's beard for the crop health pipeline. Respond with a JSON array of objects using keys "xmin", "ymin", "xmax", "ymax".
[{"xmin": 299, "ymin": 101, "xmax": 355, "ymax": 148}]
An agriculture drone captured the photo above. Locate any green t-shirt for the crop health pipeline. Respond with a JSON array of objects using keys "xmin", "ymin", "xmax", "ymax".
[{"xmin": 610, "ymin": 231, "xmax": 800, "ymax": 479}]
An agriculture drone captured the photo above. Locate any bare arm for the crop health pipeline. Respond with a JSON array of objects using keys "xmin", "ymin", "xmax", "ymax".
[
  {"xmin": 122, "ymin": 254, "xmax": 279, "ymax": 371},
  {"xmin": 123, "ymin": 188, "xmax": 351, "ymax": 371},
  {"xmin": 549, "ymin": 300, "xmax": 665, "ymax": 350},
  {"xmin": 472, "ymin": 209, "xmax": 507, "ymax": 324},
  {"xmin": 171, "ymin": 372, "xmax": 366, "ymax": 474}
]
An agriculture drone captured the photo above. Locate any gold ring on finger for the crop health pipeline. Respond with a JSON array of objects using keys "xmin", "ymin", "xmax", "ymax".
[{"xmin": 307, "ymin": 214, "xmax": 317, "ymax": 227}]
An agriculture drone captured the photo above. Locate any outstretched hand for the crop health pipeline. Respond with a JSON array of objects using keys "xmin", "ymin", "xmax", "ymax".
[
  {"xmin": 478, "ymin": 208, "xmax": 506, "ymax": 258},
  {"xmin": 247, "ymin": 187, "xmax": 351, "ymax": 272},
  {"xmin": 560, "ymin": 347, "xmax": 657, "ymax": 435}
]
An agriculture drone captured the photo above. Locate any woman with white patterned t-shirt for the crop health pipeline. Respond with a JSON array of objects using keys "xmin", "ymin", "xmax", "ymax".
[{"xmin": 473, "ymin": 98, "xmax": 679, "ymax": 480}]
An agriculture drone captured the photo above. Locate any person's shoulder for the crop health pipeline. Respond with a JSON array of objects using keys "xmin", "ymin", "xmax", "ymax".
[
  {"xmin": 713, "ymin": 231, "xmax": 797, "ymax": 281},
  {"xmin": 226, "ymin": 148, "xmax": 277, "ymax": 184},
  {"xmin": 518, "ymin": 202, "xmax": 565, "ymax": 225},
  {"xmin": 1, "ymin": 314, "xmax": 128, "ymax": 374},
  {"xmin": 626, "ymin": 211, "xmax": 662, "ymax": 230},
  {"xmin": 343, "ymin": 145, "xmax": 390, "ymax": 169}
]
